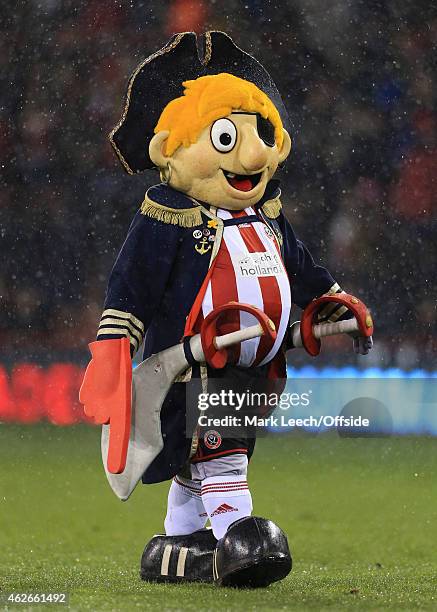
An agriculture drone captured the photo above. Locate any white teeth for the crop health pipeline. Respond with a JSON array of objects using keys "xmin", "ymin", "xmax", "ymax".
[{"xmin": 226, "ymin": 172, "xmax": 236, "ymax": 178}]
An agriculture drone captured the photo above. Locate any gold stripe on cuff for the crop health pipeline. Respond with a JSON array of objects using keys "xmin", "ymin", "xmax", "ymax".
[
  {"xmin": 97, "ymin": 327, "xmax": 139, "ymax": 351},
  {"xmin": 325, "ymin": 282, "xmax": 341, "ymax": 296},
  {"xmin": 101, "ymin": 308, "xmax": 145, "ymax": 333},
  {"xmin": 318, "ymin": 301, "xmax": 344, "ymax": 321},
  {"xmin": 327, "ymin": 305, "xmax": 348, "ymax": 322},
  {"xmin": 98, "ymin": 317, "xmax": 143, "ymax": 345}
]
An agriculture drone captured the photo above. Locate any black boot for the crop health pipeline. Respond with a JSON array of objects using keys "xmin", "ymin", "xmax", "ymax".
[
  {"xmin": 213, "ymin": 516, "xmax": 292, "ymax": 588},
  {"xmin": 140, "ymin": 528, "xmax": 217, "ymax": 583}
]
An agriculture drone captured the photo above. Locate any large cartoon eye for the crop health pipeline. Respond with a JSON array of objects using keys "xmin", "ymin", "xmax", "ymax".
[{"xmin": 210, "ymin": 118, "xmax": 237, "ymax": 152}]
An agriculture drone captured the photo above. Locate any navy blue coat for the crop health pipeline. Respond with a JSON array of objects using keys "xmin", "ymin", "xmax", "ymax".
[
  {"xmin": 98, "ymin": 181, "xmax": 339, "ymax": 354},
  {"xmin": 96, "ymin": 180, "xmax": 343, "ymax": 482}
]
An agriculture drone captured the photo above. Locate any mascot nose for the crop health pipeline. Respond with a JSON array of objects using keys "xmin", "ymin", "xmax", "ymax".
[{"xmin": 238, "ymin": 125, "xmax": 269, "ymax": 172}]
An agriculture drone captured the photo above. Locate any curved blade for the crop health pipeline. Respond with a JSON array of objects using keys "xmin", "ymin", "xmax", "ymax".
[{"xmin": 101, "ymin": 342, "xmax": 189, "ymax": 500}]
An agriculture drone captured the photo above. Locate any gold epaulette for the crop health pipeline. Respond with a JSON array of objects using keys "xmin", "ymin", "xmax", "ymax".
[
  {"xmin": 140, "ymin": 194, "xmax": 203, "ymax": 227},
  {"xmin": 261, "ymin": 195, "xmax": 282, "ymax": 219}
]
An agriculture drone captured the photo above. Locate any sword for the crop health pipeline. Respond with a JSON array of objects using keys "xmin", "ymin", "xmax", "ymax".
[{"xmin": 102, "ymin": 297, "xmax": 373, "ymax": 500}]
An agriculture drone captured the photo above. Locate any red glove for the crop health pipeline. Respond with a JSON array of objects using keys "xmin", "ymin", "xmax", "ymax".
[{"xmin": 79, "ymin": 338, "xmax": 132, "ymax": 473}]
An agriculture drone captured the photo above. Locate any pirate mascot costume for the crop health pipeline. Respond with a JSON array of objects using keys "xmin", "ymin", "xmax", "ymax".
[{"xmin": 80, "ymin": 31, "xmax": 373, "ymax": 587}]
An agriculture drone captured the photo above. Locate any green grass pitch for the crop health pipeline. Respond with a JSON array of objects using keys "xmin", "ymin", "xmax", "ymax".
[{"xmin": 1, "ymin": 424, "xmax": 436, "ymax": 610}]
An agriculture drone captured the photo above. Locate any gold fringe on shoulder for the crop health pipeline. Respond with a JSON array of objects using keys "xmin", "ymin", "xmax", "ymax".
[
  {"xmin": 140, "ymin": 196, "xmax": 203, "ymax": 227},
  {"xmin": 261, "ymin": 196, "xmax": 282, "ymax": 219}
]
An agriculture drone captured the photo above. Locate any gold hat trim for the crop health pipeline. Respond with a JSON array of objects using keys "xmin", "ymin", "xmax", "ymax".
[{"xmin": 109, "ymin": 32, "xmax": 214, "ymax": 175}]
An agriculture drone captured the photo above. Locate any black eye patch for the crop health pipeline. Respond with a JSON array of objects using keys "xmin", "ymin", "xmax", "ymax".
[{"xmin": 256, "ymin": 115, "xmax": 276, "ymax": 147}]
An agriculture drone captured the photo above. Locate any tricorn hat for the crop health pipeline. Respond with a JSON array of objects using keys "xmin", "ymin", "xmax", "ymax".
[{"xmin": 109, "ymin": 31, "xmax": 290, "ymax": 174}]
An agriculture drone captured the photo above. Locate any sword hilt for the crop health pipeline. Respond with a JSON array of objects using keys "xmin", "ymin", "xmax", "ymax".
[
  {"xmin": 198, "ymin": 303, "xmax": 276, "ymax": 368},
  {"xmin": 214, "ymin": 322, "xmax": 266, "ymax": 349},
  {"xmin": 299, "ymin": 293, "xmax": 373, "ymax": 356},
  {"xmin": 290, "ymin": 317, "xmax": 359, "ymax": 348}
]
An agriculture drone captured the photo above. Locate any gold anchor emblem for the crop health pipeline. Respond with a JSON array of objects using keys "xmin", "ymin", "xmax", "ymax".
[{"xmin": 195, "ymin": 238, "xmax": 211, "ymax": 255}]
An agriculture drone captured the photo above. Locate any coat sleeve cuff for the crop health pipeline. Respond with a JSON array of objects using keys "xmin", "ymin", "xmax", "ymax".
[{"xmin": 96, "ymin": 308, "xmax": 145, "ymax": 355}]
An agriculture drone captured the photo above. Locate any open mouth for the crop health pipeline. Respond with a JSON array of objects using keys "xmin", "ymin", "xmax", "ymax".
[{"xmin": 222, "ymin": 170, "xmax": 263, "ymax": 192}]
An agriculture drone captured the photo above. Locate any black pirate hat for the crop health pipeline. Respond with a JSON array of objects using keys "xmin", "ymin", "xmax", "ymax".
[{"xmin": 109, "ymin": 31, "xmax": 290, "ymax": 174}]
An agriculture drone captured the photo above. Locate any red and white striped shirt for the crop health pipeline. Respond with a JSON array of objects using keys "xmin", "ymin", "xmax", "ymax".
[{"xmin": 201, "ymin": 207, "xmax": 291, "ymax": 367}]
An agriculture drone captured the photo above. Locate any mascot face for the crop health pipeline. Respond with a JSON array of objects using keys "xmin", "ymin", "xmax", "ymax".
[{"xmin": 149, "ymin": 74, "xmax": 291, "ymax": 210}]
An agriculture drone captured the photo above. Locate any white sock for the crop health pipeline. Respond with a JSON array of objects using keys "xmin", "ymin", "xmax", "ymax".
[
  {"xmin": 201, "ymin": 475, "xmax": 253, "ymax": 540},
  {"xmin": 164, "ymin": 476, "xmax": 208, "ymax": 536}
]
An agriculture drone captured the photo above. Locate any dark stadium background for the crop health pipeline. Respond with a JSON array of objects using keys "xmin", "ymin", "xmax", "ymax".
[
  {"xmin": 1, "ymin": 4, "xmax": 436, "ymax": 609},
  {"xmin": 1, "ymin": 0, "xmax": 437, "ymax": 427},
  {"xmin": 2, "ymin": 0, "xmax": 436, "ymax": 369}
]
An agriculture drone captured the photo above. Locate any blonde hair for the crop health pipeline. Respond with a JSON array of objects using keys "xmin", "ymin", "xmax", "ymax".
[{"xmin": 155, "ymin": 73, "xmax": 284, "ymax": 156}]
